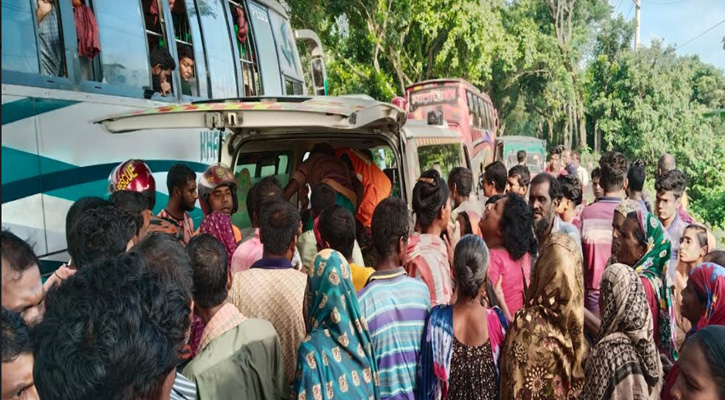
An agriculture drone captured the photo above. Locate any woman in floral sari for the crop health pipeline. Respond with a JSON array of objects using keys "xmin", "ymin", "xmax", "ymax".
[
  {"xmin": 580, "ymin": 263, "xmax": 662, "ymax": 400},
  {"xmin": 499, "ymin": 233, "xmax": 587, "ymax": 400},
  {"xmin": 292, "ymin": 249, "xmax": 379, "ymax": 400}
]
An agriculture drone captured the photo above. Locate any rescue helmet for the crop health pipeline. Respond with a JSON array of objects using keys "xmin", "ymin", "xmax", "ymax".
[
  {"xmin": 108, "ymin": 159, "xmax": 156, "ymax": 210},
  {"xmin": 198, "ymin": 163, "xmax": 238, "ymax": 215}
]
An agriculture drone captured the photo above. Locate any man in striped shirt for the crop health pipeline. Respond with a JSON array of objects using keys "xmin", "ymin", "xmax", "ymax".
[{"xmin": 358, "ymin": 197, "xmax": 431, "ymax": 400}]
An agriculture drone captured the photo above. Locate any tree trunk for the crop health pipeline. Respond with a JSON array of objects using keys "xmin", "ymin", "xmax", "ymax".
[
  {"xmin": 594, "ymin": 120, "xmax": 600, "ymax": 153},
  {"xmin": 577, "ymin": 102, "xmax": 586, "ymax": 149}
]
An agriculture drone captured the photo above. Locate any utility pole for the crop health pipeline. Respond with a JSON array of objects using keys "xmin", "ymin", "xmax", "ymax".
[{"xmin": 634, "ymin": 0, "xmax": 641, "ymax": 49}]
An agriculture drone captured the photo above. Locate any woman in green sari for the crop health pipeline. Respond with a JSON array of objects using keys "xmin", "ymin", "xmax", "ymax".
[{"xmin": 292, "ymin": 249, "xmax": 380, "ymax": 400}]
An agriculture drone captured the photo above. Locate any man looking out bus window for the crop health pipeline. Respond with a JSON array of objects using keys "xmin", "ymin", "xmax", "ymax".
[
  {"xmin": 36, "ymin": 0, "xmax": 64, "ymax": 76},
  {"xmin": 150, "ymin": 47, "xmax": 176, "ymax": 97},
  {"xmin": 177, "ymin": 46, "xmax": 196, "ymax": 96}
]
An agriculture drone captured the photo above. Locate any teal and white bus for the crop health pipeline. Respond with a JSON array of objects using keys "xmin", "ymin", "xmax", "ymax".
[{"xmin": 1, "ymin": 0, "xmax": 326, "ymax": 272}]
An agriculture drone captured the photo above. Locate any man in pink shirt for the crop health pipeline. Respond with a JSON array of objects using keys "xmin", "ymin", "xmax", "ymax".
[
  {"xmin": 230, "ymin": 177, "xmax": 282, "ymax": 274},
  {"xmin": 579, "ymin": 151, "xmax": 627, "ymax": 314}
]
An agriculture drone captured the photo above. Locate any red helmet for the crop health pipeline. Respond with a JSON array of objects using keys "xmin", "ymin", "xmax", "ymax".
[
  {"xmin": 198, "ymin": 163, "xmax": 238, "ymax": 215},
  {"xmin": 108, "ymin": 160, "xmax": 156, "ymax": 209}
]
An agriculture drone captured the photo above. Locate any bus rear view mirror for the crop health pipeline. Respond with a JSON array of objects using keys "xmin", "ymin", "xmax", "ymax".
[{"xmin": 311, "ymin": 58, "xmax": 327, "ymax": 96}]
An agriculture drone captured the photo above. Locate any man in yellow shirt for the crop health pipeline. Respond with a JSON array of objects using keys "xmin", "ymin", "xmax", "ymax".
[{"xmin": 317, "ymin": 205, "xmax": 374, "ymax": 292}]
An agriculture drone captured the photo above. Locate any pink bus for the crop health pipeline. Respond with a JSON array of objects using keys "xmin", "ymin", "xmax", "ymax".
[{"xmin": 400, "ymin": 79, "xmax": 499, "ymax": 181}]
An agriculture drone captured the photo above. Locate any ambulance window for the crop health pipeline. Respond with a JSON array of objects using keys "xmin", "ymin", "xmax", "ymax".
[{"xmin": 417, "ymin": 144, "xmax": 462, "ymax": 182}]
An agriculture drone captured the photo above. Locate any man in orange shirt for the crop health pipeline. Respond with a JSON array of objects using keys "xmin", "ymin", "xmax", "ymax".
[{"xmin": 336, "ymin": 148, "xmax": 392, "ymax": 229}]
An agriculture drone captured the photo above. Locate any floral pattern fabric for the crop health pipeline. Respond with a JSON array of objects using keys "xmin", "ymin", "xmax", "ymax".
[
  {"xmin": 292, "ymin": 249, "xmax": 380, "ymax": 400},
  {"xmin": 199, "ymin": 211, "xmax": 238, "ymax": 266},
  {"xmin": 580, "ymin": 264, "xmax": 661, "ymax": 400},
  {"xmin": 499, "ymin": 233, "xmax": 587, "ymax": 400}
]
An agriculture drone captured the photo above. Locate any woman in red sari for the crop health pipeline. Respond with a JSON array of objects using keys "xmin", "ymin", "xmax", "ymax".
[{"xmin": 663, "ymin": 262, "xmax": 725, "ymax": 399}]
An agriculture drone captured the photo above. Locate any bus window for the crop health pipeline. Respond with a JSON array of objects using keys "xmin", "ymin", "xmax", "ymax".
[
  {"xmin": 171, "ymin": 0, "xmax": 200, "ymax": 97},
  {"xmin": 197, "ymin": 0, "xmax": 238, "ymax": 98},
  {"xmin": 485, "ymin": 101, "xmax": 494, "ymax": 130},
  {"xmin": 143, "ymin": 0, "xmax": 176, "ymax": 96},
  {"xmin": 228, "ymin": 1, "xmax": 262, "ymax": 96},
  {"xmin": 247, "ymin": 1, "xmax": 282, "ymax": 95},
  {"xmin": 92, "ymin": 0, "xmax": 151, "ymax": 89},
  {"xmin": 268, "ymin": 10, "xmax": 304, "ymax": 95},
  {"xmin": 2, "ymin": 0, "xmax": 42, "ymax": 74}
]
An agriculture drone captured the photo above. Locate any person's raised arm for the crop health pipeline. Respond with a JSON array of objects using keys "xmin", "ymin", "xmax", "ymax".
[
  {"xmin": 583, "ymin": 308, "xmax": 601, "ymax": 337},
  {"xmin": 36, "ymin": 0, "xmax": 52, "ymax": 23},
  {"xmin": 283, "ymin": 179, "xmax": 300, "ymax": 201}
]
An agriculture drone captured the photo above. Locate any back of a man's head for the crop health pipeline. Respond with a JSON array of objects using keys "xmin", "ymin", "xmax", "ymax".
[
  {"xmin": 598, "ymin": 151, "xmax": 629, "ymax": 194},
  {"xmin": 150, "ymin": 46, "xmax": 176, "ymax": 71},
  {"xmin": 558, "ymin": 175, "xmax": 582, "ymax": 205},
  {"xmin": 484, "ymin": 161, "xmax": 507, "ymax": 193},
  {"xmin": 448, "ymin": 167, "xmax": 473, "ymax": 197},
  {"xmin": 2, "ymin": 307, "xmax": 32, "ymax": 363},
  {"xmin": 311, "ymin": 183, "xmax": 337, "ymax": 216},
  {"xmin": 517, "ymin": 150, "xmax": 526, "ymax": 163},
  {"xmin": 131, "ymin": 232, "xmax": 193, "ymax": 304},
  {"xmin": 33, "ymin": 253, "xmax": 190, "ymax": 400},
  {"xmin": 65, "ymin": 197, "xmax": 111, "ymax": 245},
  {"xmin": 110, "ymin": 190, "xmax": 147, "ymax": 231},
  {"xmin": 703, "ymin": 250, "xmax": 725, "ymax": 267},
  {"xmin": 67, "ymin": 207, "xmax": 137, "ymax": 269},
  {"xmin": 658, "ymin": 153, "xmax": 676, "ymax": 175},
  {"xmin": 260, "ymin": 200, "xmax": 300, "ymax": 256},
  {"xmin": 253, "ymin": 176, "xmax": 283, "ymax": 221},
  {"xmin": 1, "ymin": 230, "xmax": 40, "ymax": 278},
  {"xmin": 186, "ymin": 234, "xmax": 229, "ymax": 309},
  {"xmin": 627, "ymin": 159, "xmax": 646, "ymax": 193},
  {"xmin": 371, "ymin": 197, "xmax": 410, "ymax": 260},
  {"xmin": 655, "ymin": 169, "xmax": 687, "ymax": 199},
  {"xmin": 318, "ymin": 205, "xmax": 356, "ymax": 260}
]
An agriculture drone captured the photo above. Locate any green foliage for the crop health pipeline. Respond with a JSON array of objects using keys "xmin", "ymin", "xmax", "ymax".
[{"xmin": 286, "ymin": 0, "xmax": 725, "ymax": 228}]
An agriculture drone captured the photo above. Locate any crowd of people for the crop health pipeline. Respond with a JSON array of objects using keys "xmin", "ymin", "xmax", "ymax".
[{"xmin": 2, "ymin": 145, "xmax": 725, "ymax": 400}]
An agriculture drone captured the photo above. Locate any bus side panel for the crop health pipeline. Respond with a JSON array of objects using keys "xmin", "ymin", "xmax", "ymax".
[
  {"xmin": 1, "ymin": 94, "xmax": 48, "ymax": 257},
  {"xmin": 2, "ymin": 87, "xmax": 213, "ymax": 261}
]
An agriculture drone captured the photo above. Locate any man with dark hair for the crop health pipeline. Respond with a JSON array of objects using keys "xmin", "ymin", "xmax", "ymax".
[
  {"xmin": 110, "ymin": 190, "xmax": 150, "ymax": 242},
  {"xmin": 67, "ymin": 206, "xmax": 138, "ymax": 270},
  {"xmin": 656, "ymin": 169, "xmax": 690, "ymax": 280},
  {"xmin": 318, "ymin": 205, "xmax": 374, "ymax": 291},
  {"xmin": 46, "ymin": 197, "xmax": 111, "ymax": 290},
  {"xmin": 657, "ymin": 153, "xmax": 677, "ymax": 177},
  {"xmin": 590, "ymin": 167, "xmax": 603, "ymax": 201},
  {"xmin": 563, "ymin": 148, "xmax": 576, "ymax": 176},
  {"xmin": 357, "ymin": 197, "xmax": 430, "ymax": 400},
  {"xmin": 517, "ymin": 150, "xmax": 527, "ymax": 165},
  {"xmin": 283, "ymin": 143, "xmax": 357, "ymax": 215},
  {"xmin": 150, "ymin": 46, "xmax": 176, "ymax": 96},
  {"xmin": 556, "ymin": 175, "xmax": 583, "ymax": 228},
  {"xmin": 131, "ymin": 232, "xmax": 198, "ymax": 399},
  {"xmin": 546, "ymin": 145, "xmax": 568, "ymax": 177},
  {"xmin": 506, "ymin": 164, "xmax": 530, "ymax": 198},
  {"xmin": 626, "ymin": 159, "xmax": 650, "ymax": 213},
  {"xmin": 297, "ymin": 183, "xmax": 364, "ymax": 271},
  {"xmin": 177, "ymin": 45, "xmax": 196, "ymax": 96},
  {"xmin": 580, "ymin": 151, "xmax": 628, "ymax": 314},
  {"xmin": 1, "ymin": 231, "xmax": 44, "ymax": 325},
  {"xmin": 33, "ymin": 253, "xmax": 191, "ymax": 400},
  {"xmin": 231, "ymin": 177, "xmax": 303, "ymax": 273},
  {"xmin": 159, "ymin": 164, "xmax": 197, "ymax": 244},
  {"xmin": 529, "ymin": 174, "xmax": 580, "ymax": 248},
  {"xmin": 184, "ymin": 234, "xmax": 287, "ymax": 399},
  {"xmin": 1, "ymin": 307, "xmax": 37, "ymax": 400},
  {"xmin": 448, "ymin": 167, "xmax": 484, "ymax": 238},
  {"xmin": 483, "ymin": 161, "xmax": 507, "ymax": 198},
  {"xmin": 228, "ymin": 200, "xmax": 306, "ymax": 384}
]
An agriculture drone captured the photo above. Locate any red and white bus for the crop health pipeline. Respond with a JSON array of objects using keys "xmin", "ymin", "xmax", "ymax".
[{"xmin": 396, "ymin": 79, "xmax": 499, "ymax": 190}]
